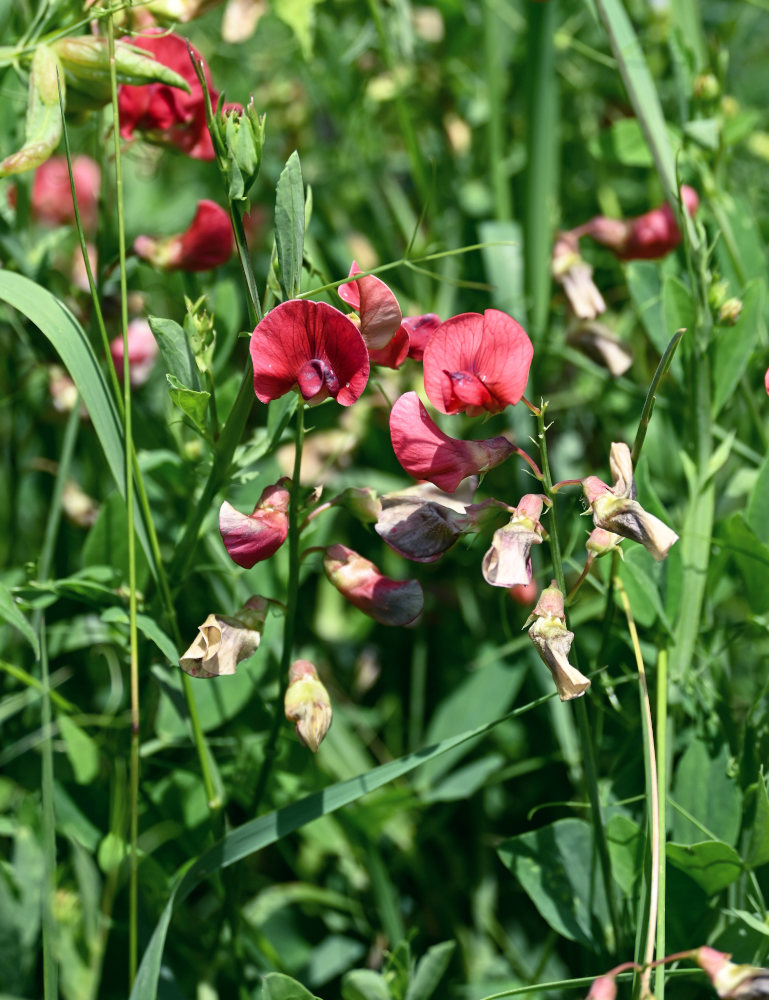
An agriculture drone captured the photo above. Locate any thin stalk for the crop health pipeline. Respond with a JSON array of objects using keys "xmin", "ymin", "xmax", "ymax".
[
  {"xmin": 631, "ymin": 329, "xmax": 685, "ymax": 465},
  {"xmin": 615, "ymin": 575, "xmax": 659, "ymax": 997},
  {"xmin": 252, "ymin": 404, "xmax": 305, "ymax": 812},
  {"xmin": 229, "ymin": 202, "xmax": 261, "ymax": 326},
  {"xmin": 655, "ymin": 649, "xmax": 668, "ymax": 1000},
  {"xmin": 535, "ymin": 404, "xmax": 621, "ymax": 953},
  {"xmin": 108, "ymin": 17, "xmax": 140, "ymax": 986}
]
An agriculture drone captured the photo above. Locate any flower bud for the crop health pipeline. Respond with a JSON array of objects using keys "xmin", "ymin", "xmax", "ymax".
[
  {"xmin": 482, "ymin": 494, "xmax": 545, "ymax": 588},
  {"xmin": 220, "ymin": 99, "xmax": 266, "ymax": 204},
  {"xmin": 0, "ymin": 46, "xmax": 63, "ymax": 178},
  {"xmin": 694, "ymin": 946, "xmax": 769, "ymax": 999},
  {"xmin": 180, "ymin": 595, "xmax": 268, "ymax": 677},
  {"xmin": 219, "ymin": 479, "xmax": 291, "ymax": 568},
  {"xmin": 527, "ymin": 581, "xmax": 591, "ymax": 701},
  {"xmin": 584, "ymin": 975, "xmax": 617, "ymax": 1000},
  {"xmin": 585, "ymin": 527, "xmax": 623, "ymax": 559},
  {"xmin": 284, "ymin": 660, "xmax": 332, "ymax": 752},
  {"xmin": 323, "ymin": 544, "xmax": 423, "ymax": 626},
  {"xmin": 184, "ymin": 295, "xmax": 216, "ymax": 371},
  {"xmin": 134, "ymin": 200, "xmax": 234, "ymax": 272},
  {"xmin": 718, "ymin": 297, "xmax": 743, "ymax": 326}
]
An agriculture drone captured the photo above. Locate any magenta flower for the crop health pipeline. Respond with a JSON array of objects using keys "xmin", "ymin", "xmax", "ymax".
[
  {"xmin": 582, "ymin": 185, "xmax": 699, "ymax": 261},
  {"xmin": 323, "ymin": 544, "xmax": 423, "ymax": 626},
  {"xmin": 765, "ymin": 365, "xmax": 769, "ymax": 395},
  {"xmin": 338, "ymin": 261, "xmax": 403, "ymax": 351},
  {"xmin": 250, "ymin": 299, "xmax": 369, "ymax": 406},
  {"xmin": 390, "ymin": 391, "xmax": 515, "ymax": 493},
  {"xmin": 422, "ymin": 309, "xmax": 534, "ymax": 416},
  {"xmin": 219, "ymin": 479, "xmax": 291, "ymax": 568},
  {"xmin": 29, "ymin": 155, "xmax": 101, "ymax": 230},
  {"xmin": 134, "ymin": 200, "xmax": 234, "ymax": 271}
]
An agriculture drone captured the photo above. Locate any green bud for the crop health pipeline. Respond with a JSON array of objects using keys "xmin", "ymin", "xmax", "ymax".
[
  {"xmin": 0, "ymin": 45, "xmax": 64, "ymax": 177},
  {"xmin": 183, "ymin": 295, "xmax": 216, "ymax": 372},
  {"xmin": 221, "ymin": 99, "xmax": 266, "ymax": 204}
]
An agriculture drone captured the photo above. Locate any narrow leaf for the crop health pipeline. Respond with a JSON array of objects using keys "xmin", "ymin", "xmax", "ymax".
[
  {"xmin": 405, "ymin": 941, "xmax": 456, "ymax": 1000},
  {"xmin": 274, "ymin": 150, "xmax": 305, "ymax": 300},
  {"xmin": 0, "ymin": 580, "xmax": 39, "ymax": 657},
  {"xmin": 148, "ymin": 316, "xmax": 201, "ymax": 390}
]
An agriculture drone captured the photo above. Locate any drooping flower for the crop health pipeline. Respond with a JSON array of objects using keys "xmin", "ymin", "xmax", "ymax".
[
  {"xmin": 482, "ymin": 494, "xmax": 546, "ymax": 588},
  {"xmin": 693, "ymin": 946, "xmax": 769, "ymax": 999},
  {"xmin": 552, "ymin": 234, "xmax": 607, "ymax": 321},
  {"xmin": 527, "ymin": 581, "xmax": 591, "ymax": 701},
  {"xmin": 375, "ymin": 481, "xmax": 473, "ymax": 563},
  {"xmin": 422, "ymin": 309, "xmax": 533, "ymax": 416},
  {"xmin": 118, "ymin": 30, "xmax": 217, "ymax": 160},
  {"xmin": 323, "ymin": 544, "xmax": 423, "ymax": 626},
  {"xmin": 567, "ymin": 322, "xmax": 632, "ymax": 377},
  {"xmin": 338, "ymin": 261, "xmax": 403, "ymax": 351},
  {"xmin": 583, "ymin": 442, "xmax": 678, "ymax": 561},
  {"xmin": 134, "ymin": 200, "xmax": 234, "ymax": 271},
  {"xmin": 250, "ymin": 299, "xmax": 370, "ymax": 406},
  {"xmin": 390, "ymin": 391, "xmax": 515, "ymax": 493},
  {"xmin": 219, "ymin": 479, "xmax": 291, "ymax": 568},
  {"xmin": 284, "ymin": 660, "xmax": 332, "ymax": 752},
  {"xmin": 28, "ymin": 155, "xmax": 101, "ymax": 230},
  {"xmin": 180, "ymin": 596, "xmax": 268, "ymax": 677},
  {"xmin": 582, "ymin": 185, "xmax": 699, "ymax": 261},
  {"xmin": 109, "ymin": 319, "xmax": 159, "ymax": 387},
  {"xmin": 583, "ymin": 975, "xmax": 617, "ymax": 1000}
]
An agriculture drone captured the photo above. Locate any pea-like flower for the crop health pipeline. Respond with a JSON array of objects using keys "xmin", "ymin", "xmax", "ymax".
[
  {"xmin": 109, "ymin": 319, "xmax": 159, "ymax": 387},
  {"xmin": 338, "ymin": 261, "xmax": 403, "ymax": 352},
  {"xmin": 482, "ymin": 494, "xmax": 546, "ymax": 588},
  {"xmin": 375, "ymin": 482, "xmax": 473, "ymax": 563},
  {"xmin": 249, "ymin": 299, "xmax": 370, "ymax": 406},
  {"xmin": 389, "ymin": 391, "xmax": 515, "ymax": 493},
  {"xmin": 284, "ymin": 660, "xmax": 332, "ymax": 752},
  {"xmin": 527, "ymin": 581, "xmax": 591, "ymax": 701},
  {"xmin": 26, "ymin": 155, "xmax": 101, "ymax": 230},
  {"xmin": 219, "ymin": 479, "xmax": 291, "ymax": 568},
  {"xmin": 134, "ymin": 200, "xmax": 234, "ymax": 271},
  {"xmin": 323, "ymin": 544, "xmax": 423, "ymax": 626},
  {"xmin": 422, "ymin": 309, "xmax": 533, "ymax": 416},
  {"xmin": 581, "ymin": 185, "xmax": 699, "ymax": 261},
  {"xmin": 180, "ymin": 596, "xmax": 268, "ymax": 678},
  {"xmin": 694, "ymin": 945, "xmax": 769, "ymax": 999}
]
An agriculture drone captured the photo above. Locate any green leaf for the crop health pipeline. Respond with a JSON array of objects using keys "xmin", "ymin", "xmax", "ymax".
[
  {"xmin": 130, "ymin": 701, "xmax": 544, "ymax": 1000},
  {"xmin": 720, "ymin": 514, "xmax": 769, "ymax": 616},
  {"xmin": 683, "ymin": 118, "xmax": 720, "ymax": 150},
  {"xmin": 342, "ymin": 969, "xmax": 391, "ymax": 1000},
  {"xmin": 606, "ymin": 814, "xmax": 645, "ymax": 898},
  {"xmin": 0, "ymin": 581, "xmax": 39, "ymax": 657},
  {"xmin": 616, "ymin": 546, "xmax": 672, "ymax": 632},
  {"xmin": 479, "ymin": 219, "xmax": 527, "ymax": 322},
  {"xmin": 166, "ymin": 374, "xmax": 211, "ymax": 437},
  {"xmin": 711, "ymin": 279, "xmax": 764, "ymax": 416},
  {"xmin": 82, "ymin": 493, "xmax": 151, "ymax": 587},
  {"xmin": 423, "ymin": 754, "xmax": 504, "ymax": 803},
  {"xmin": 272, "ymin": 0, "xmax": 324, "ymax": 60},
  {"xmin": 747, "ymin": 774, "xmax": 769, "ymax": 869},
  {"xmin": 747, "ymin": 450, "xmax": 769, "ymax": 546},
  {"xmin": 666, "ymin": 841, "xmax": 743, "ymax": 895},
  {"xmin": 663, "ymin": 275, "xmax": 695, "ymax": 335},
  {"xmin": 591, "ymin": 117, "xmax": 681, "ymax": 167},
  {"xmin": 148, "ymin": 316, "xmax": 200, "ymax": 391},
  {"xmin": 101, "ymin": 608, "xmax": 178, "ymax": 665},
  {"xmin": 671, "ymin": 738, "xmax": 742, "ymax": 846},
  {"xmin": 497, "ymin": 818, "xmax": 609, "ymax": 950},
  {"xmin": 262, "ymin": 973, "xmax": 319, "ymax": 999},
  {"xmin": 58, "ymin": 716, "xmax": 99, "ymax": 785},
  {"xmin": 405, "ymin": 941, "xmax": 455, "ymax": 1000},
  {"xmin": 275, "ymin": 151, "xmax": 305, "ymax": 300},
  {"xmin": 626, "ymin": 262, "xmax": 671, "ymax": 360},
  {"xmin": 0, "ymin": 271, "xmax": 153, "ymax": 567}
]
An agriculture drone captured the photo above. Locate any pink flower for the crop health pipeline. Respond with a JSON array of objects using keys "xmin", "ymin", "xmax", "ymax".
[
  {"xmin": 29, "ymin": 155, "xmax": 101, "ymax": 230},
  {"xmin": 249, "ymin": 299, "xmax": 370, "ymax": 406},
  {"xmin": 765, "ymin": 365, "xmax": 769, "ymax": 395},
  {"xmin": 338, "ymin": 261, "xmax": 402, "ymax": 351},
  {"xmin": 134, "ymin": 200, "xmax": 234, "ymax": 271},
  {"xmin": 118, "ymin": 30, "xmax": 216, "ymax": 160},
  {"xmin": 584, "ymin": 185, "xmax": 699, "ymax": 261},
  {"xmin": 323, "ymin": 544, "xmax": 423, "ymax": 626},
  {"xmin": 402, "ymin": 313, "xmax": 441, "ymax": 361},
  {"xmin": 422, "ymin": 309, "xmax": 533, "ymax": 416},
  {"xmin": 390, "ymin": 391, "xmax": 515, "ymax": 493},
  {"xmin": 219, "ymin": 479, "xmax": 291, "ymax": 568},
  {"xmin": 481, "ymin": 494, "xmax": 546, "ymax": 588},
  {"xmin": 109, "ymin": 319, "xmax": 159, "ymax": 387}
]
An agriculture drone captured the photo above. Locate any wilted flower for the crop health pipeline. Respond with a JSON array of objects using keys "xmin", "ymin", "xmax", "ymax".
[
  {"xmin": 582, "ymin": 185, "xmax": 699, "ymax": 261},
  {"xmin": 26, "ymin": 155, "xmax": 101, "ymax": 230},
  {"xmin": 375, "ymin": 483, "xmax": 472, "ymax": 563},
  {"xmin": 390, "ymin": 391, "xmax": 516, "ymax": 493},
  {"xmin": 134, "ymin": 200, "xmax": 234, "ymax": 271},
  {"xmin": 527, "ymin": 581, "xmax": 591, "ymax": 701},
  {"xmin": 118, "ymin": 30, "xmax": 217, "ymax": 160},
  {"xmin": 422, "ymin": 309, "xmax": 533, "ymax": 416},
  {"xmin": 323, "ymin": 544, "xmax": 423, "ymax": 626},
  {"xmin": 109, "ymin": 319, "xmax": 159, "ymax": 387},
  {"xmin": 338, "ymin": 261, "xmax": 403, "ymax": 353},
  {"xmin": 693, "ymin": 945, "xmax": 769, "ymax": 999},
  {"xmin": 583, "ymin": 442, "xmax": 678, "ymax": 561},
  {"xmin": 284, "ymin": 659, "xmax": 332, "ymax": 752},
  {"xmin": 180, "ymin": 596, "xmax": 268, "ymax": 677},
  {"xmin": 219, "ymin": 479, "xmax": 291, "ymax": 568},
  {"xmin": 250, "ymin": 299, "xmax": 370, "ymax": 406},
  {"xmin": 482, "ymin": 494, "xmax": 546, "ymax": 588},
  {"xmin": 552, "ymin": 234, "xmax": 607, "ymax": 321},
  {"xmin": 568, "ymin": 323, "xmax": 632, "ymax": 376}
]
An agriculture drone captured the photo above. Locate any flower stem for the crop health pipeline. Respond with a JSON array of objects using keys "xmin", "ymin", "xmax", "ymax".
[
  {"xmin": 252, "ymin": 403, "xmax": 305, "ymax": 812},
  {"xmin": 655, "ymin": 648, "xmax": 669, "ymax": 1000}
]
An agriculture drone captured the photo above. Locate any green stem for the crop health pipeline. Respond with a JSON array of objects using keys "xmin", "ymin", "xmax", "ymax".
[
  {"xmin": 655, "ymin": 649, "xmax": 668, "ymax": 1000},
  {"xmin": 252, "ymin": 404, "xmax": 305, "ymax": 812},
  {"xmin": 229, "ymin": 202, "xmax": 262, "ymax": 326},
  {"xmin": 536, "ymin": 404, "xmax": 621, "ymax": 954}
]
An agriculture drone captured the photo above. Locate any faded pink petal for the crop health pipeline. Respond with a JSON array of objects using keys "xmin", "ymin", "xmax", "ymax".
[
  {"xmin": 219, "ymin": 480, "xmax": 291, "ymax": 568},
  {"xmin": 423, "ymin": 309, "xmax": 533, "ymax": 415},
  {"xmin": 481, "ymin": 495, "xmax": 545, "ymax": 588},
  {"xmin": 109, "ymin": 319, "xmax": 159, "ymax": 387},
  {"xmin": 323, "ymin": 544, "xmax": 423, "ymax": 626},
  {"xmin": 390, "ymin": 391, "xmax": 515, "ymax": 493},
  {"xmin": 30, "ymin": 155, "xmax": 101, "ymax": 230},
  {"xmin": 250, "ymin": 299, "xmax": 369, "ymax": 406},
  {"xmin": 180, "ymin": 596, "xmax": 268, "ymax": 678},
  {"xmin": 375, "ymin": 493, "xmax": 470, "ymax": 563}
]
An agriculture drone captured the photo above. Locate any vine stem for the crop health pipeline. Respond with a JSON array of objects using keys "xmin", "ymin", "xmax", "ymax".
[
  {"xmin": 615, "ymin": 574, "xmax": 659, "ymax": 998},
  {"xmin": 252, "ymin": 403, "xmax": 305, "ymax": 812},
  {"xmin": 535, "ymin": 403, "xmax": 621, "ymax": 954}
]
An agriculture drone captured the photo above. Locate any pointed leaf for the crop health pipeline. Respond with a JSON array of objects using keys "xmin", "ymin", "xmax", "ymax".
[
  {"xmin": 666, "ymin": 841, "xmax": 743, "ymax": 895},
  {"xmin": 166, "ymin": 374, "xmax": 211, "ymax": 437},
  {"xmin": 405, "ymin": 941, "xmax": 456, "ymax": 1000},
  {"xmin": 0, "ymin": 581, "xmax": 39, "ymax": 657},
  {"xmin": 275, "ymin": 150, "xmax": 305, "ymax": 299},
  {"xmin": 148, "ymin": 316, "xmax": 200, "ymax": 390}
]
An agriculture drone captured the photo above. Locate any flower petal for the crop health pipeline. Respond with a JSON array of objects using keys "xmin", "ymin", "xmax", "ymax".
[
  {"xmin": 402, "ymin": 313, "xmax": 441, "ymax": 361},
  {"xmin": 219, "ymin": 485, "xmax": 290, "ymax": 568},
  {"xmin": 324, "ymin": 544, "xmax": 423, "ymax": 626}
]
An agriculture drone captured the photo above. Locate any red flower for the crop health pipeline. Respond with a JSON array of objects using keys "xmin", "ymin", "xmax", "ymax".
[
  {"xmin": 250, "ymin": 299, "xmax": 370, "ymax": 406},
  {"xmin": 390, "ymin": 391, "xmax": 515, "ymax": 493},
  {"xmin": 29, "ymin": 155, "xmax": 101, "ymax": 230},
  {"xmin": 109, "ymin": 319, "xmax": 159, "ymax": 387},
  {"xmin": 118, "ymin": 30, "xmax": 216, "ymax": 160},
  {"xmin": 765, "ymin": 365, "xmax": 769, "ymax": 395},
  {"xmin": 402, "ymin": 313, "xmax": 441, "ymax": 361},
  {"xmin": 323, "ymin": 544, "xmax": 423, "ymax": 626},
  {"xmin": 134, "ymin": 200, "xmax": 234, "ymax": 271},
  {"xmin": 338, "ymin": 261, "xmax": 403, "ymax": 352},
  {"xmin": 583, "ymin": 185, "xmax": 699, "ymax": 261},
  {"xmin": 422, "ymin": 309, "xmax": 533, "ymax": 416},
  {"xmin": 219, "ymin": 480, "xmax": 291, "ymax": 568}
]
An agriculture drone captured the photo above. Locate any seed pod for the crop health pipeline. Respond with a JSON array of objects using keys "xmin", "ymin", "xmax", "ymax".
[{"xmin": 0, "ymin": 46, "xmax": 64, "ymax": 178}]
